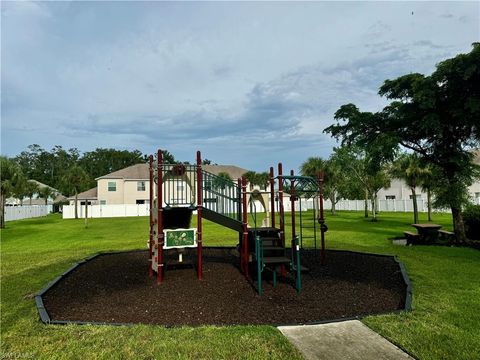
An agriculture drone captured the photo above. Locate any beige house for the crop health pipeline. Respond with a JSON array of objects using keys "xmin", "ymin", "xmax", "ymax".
[{"xmin": 71, "ymin": 163, "xmax": 250, "ymax": 206}]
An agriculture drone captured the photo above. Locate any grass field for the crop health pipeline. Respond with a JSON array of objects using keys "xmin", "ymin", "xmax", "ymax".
[{"xmin": 1, "ymin": 211, "xmax": 479, "ymax": 359}]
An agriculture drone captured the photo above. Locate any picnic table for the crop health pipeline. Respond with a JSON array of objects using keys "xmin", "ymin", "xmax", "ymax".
[{"xmin": 411, "ymin": 223, "xmax": 442, "ymax": 243}]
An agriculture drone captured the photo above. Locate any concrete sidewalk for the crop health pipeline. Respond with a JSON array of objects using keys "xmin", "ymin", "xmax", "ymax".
[{"xmin": 278, "ymin": 320, "xmax": 413, "ymax": 360}]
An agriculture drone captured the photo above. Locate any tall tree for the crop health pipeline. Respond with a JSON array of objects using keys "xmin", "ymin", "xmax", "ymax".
[
  {"xmin": 25, "ymin": 181, "xmax": 40, "ymax": 205},
  {"xmin": 325, "ymin": 44, "xmax": 480, "ymax": 240},
  {"xmin": 0, "ymin": 157, "xmax": 23, "ymax": 228},
  {"xmin": 61, "ymin": 165, "xmax": 89, "ymax": 219},
  {"xmin": 390, "ymin": 153, "xmax": 431, "ymax": 224},
  {"xmin": 243, "ymin": 171, "xmax": 257, "ymax": 190},
  {"xmin": 418, "ymin": 164, "xmax": 437, "ymax": 222},
  {"xmin": 12, "ymin": 173, "xmax": 28, "ymax": 206},
  {"xmin": 213, "ymin": 171, "xmax": 233, "ymax": 190},
  {"xmin": 255, "ymin": 172, "xmax": 270, "ymax": 191},
  {"xmin": 315, "ymin": 146, "xmax": 390, "ymax": 219},
  {"xmin": 38, "ymin": 186, "xmax": 56, "ymax": 206}
]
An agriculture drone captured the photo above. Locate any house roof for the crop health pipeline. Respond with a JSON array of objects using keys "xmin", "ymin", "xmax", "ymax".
[
  {"xmin": 95, "ymin": 163, "xmax": 149, "ymax": 180},
  {"xmin": 202, "ymin": 165, "xmax": 250, "ymax": 180},
  {"xmin": 30, "ymin": 179, "xmax": 60, "ymax": 193},
  {"xmin": 95, "ymin": 163, "xmax": 251, "ymax": 181},
  {"xmin": 68, "ymin": 187, "xmax": 98, "ymax": 200}
]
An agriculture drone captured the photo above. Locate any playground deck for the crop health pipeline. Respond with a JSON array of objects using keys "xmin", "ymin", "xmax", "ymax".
[{"xmin": 41, "ymin": 248, "xmax": 407, "ymax": 326}]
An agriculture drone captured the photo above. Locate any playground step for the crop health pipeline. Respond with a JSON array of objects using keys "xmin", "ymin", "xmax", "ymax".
[
  {"xmin": 263, "ymin": 256, "xmax": 291, "ymax": 264},
  {"xmin": 262, "ymin": 246, "xmax": 285, "ymax": 251},
  {"xmin": 259, "ymin": 236, "xmax": 281, "ymax": 242}
]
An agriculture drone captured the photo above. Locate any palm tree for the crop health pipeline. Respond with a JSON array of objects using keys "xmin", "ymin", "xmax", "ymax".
[
  {"xmin": 390, "ymin": 153, "xmax": 430, "ymax": 224},
  {"xmin": 300, "ymin": 157, "xmax": 343, "ymax": 215},
  {"xmin": 25, "ymin": 181, "xmax": 40, "ymax": 206},
  {"xmin": 62, "ymin": 165, "xmax": 89, "ymax": 219},
  {"xmin": 38, "ymin": 186, "xmax": 56, "ymax": 206},
  {"xmin": 418, "ymin": 165, "xmax": 435, "ymax": 222},
  {"xmin": 243, "ymin": 171, "xmax": 257, "ymax": 190},
  {"xmin": 213, "ymin": 171, "xmax": 233, "ymax": 190},
  {"xmin": 255, "ymin": 172, "xmax": 270, "ymax": 191},
  {"xmin": 0, "ymin": 157, "xmax": 23, "ymax": 228},
  {"xmin": 12, "ymin": 174, "xmax": 28, "ymax": 205}
]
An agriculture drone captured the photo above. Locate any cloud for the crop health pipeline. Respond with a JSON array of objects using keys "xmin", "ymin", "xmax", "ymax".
[{"xmin": 2, "ymin": 1, "xmax": 479, "ymax": 170}]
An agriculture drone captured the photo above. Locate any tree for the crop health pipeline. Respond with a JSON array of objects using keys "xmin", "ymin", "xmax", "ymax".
[
  {"xmin": 24, "ymin": 181, "xmax": 40, "ymax": 205},
  {"xmin": 300, "ymin": 157, "xmax": 343, "ymax": 214},
  {"xmin": 243, "ymin": 171, "xmax": 257, "ymax": 190},
  {"xmin": 255, "ymin": 172, "xmax": 270, "ymax": 191},
  {"xmin": 213, "ymin": 171, "xmax": 233, "ymax": 190},
  {"xmin": 202, "ymin": 158, "xmax": 217, "ymax": 165},
  {"xmin": 0, "ymin": 157, "xmax": 23, "ymax": 228},
  {"xmin": 418, "ymin": 164, "xmax": 437, "ymax": 222},
  {"xmin": 79, "ymin": 148, "xmax": 146, "ymax": 188},
  {"xmin": 11, "ymin": 174, "xmax": 28, "ymax": 206},
  {"xmin": 390, "ymin": 153, "xmax": 431, "ymax": 224},
  {"xmin": 325, "ymin": 44, "xmax": 480, "ymax": 240},
  {"xmin": 38, "ymin": 186, "xmax": 56, "ymax": 206},
  {"xmin": 61, "ymin": 165, "xmax": 89, "ymax": 219}
]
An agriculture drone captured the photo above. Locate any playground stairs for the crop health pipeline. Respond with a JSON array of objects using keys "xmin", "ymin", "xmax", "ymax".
[{"xmin": 248, "ymin": 228, "xmax": 290, "ymax": 267}]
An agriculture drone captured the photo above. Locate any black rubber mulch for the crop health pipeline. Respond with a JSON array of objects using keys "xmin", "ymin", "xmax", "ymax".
[{"xmin": 42, "ymin": 249, "xmax": 407, "ymax": 326}]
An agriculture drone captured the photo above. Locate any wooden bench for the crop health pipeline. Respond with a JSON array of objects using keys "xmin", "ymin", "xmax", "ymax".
[
  {"xmin": 438, "ymin": 230, "xmax": 456, "ymax": 242},
  {"xmin": 404, "ymin": 231, "xmax": 420, "ymax": 245}
]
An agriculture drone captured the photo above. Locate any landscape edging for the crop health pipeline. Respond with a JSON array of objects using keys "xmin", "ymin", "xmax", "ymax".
[{"xmin": 35, "ymin": 248, "xmax": 413, "ymax": 326}]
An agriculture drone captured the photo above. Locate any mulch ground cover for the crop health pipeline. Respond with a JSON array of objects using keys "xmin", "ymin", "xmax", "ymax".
[{"xmin": 42, "ymin": 248, "xmax": 407, "ymax": 326}]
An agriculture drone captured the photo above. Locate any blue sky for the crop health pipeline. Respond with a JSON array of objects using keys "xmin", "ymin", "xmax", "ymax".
[{"xmin": 1, "ymin": 1, "xmax": 478, "ymax": 172}]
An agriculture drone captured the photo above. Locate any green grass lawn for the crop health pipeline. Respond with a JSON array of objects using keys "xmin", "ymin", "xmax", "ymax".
[{"xmin": 1, "ymin": 211, "xmax": 479, "ymax": 359}]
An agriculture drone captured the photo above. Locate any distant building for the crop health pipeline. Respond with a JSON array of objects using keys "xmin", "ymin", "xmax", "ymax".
[
  {"xmin": 68, "ymin": 163, "xmax": 250, "ymax": 206},
  {"xmin": 6, "ymin": 180, "xmax": 66, "ymax": 208},
  {"xmin": 377, "ymin": 150, "xmax": 480, "ymax": 204}
]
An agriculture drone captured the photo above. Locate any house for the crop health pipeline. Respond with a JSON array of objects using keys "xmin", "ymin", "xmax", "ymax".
[
  {"xmin": 69, "ymin": 163, "xmax": 251, "ymax": 206},
  {"xmin": 377, "ymin": 150, "xmax": 480, "ymax": 204},
  {"xmin": 7, "ymin": 180, "xmax": 66, "ymax": 208}
]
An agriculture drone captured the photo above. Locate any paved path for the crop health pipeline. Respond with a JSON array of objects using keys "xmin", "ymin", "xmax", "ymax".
[{"xmin": 278, "ymin": 320, "xmax": 414, "ymax": 360}]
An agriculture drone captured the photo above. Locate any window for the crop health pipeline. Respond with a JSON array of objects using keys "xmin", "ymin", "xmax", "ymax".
[
  {"xmin": 80, "ymin": 201, "xmax": 92, "ymax": 205},
  {"xmin": 136, "ymin": 199, "xmax": 146, "ymax": 205},
  {"xmin": 385, "ymin": 195, "xmax": 396, "ymax": 200},
  {"xmin": 409, "ymin": 194, "xmax": 422, "ymax": 200},
  {"xmin": 108, "ymin": 182, "xmax": 116, "ymax": 192},
  {"xmin": 100, "ymin": 200, "xmax": 106, "ymax": 205},
  {"xmin": 137, "ymin": 181, "xmax": 146, "ymax": 191}
]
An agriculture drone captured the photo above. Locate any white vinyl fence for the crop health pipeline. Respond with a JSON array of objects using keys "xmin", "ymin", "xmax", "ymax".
[
  {"xmin": 323, "ymin": 199, "xmax": 450, "ymax": 213},
  {"xmin": 5, "ymin": 205, "xmax": 50, "ymax": 222},
  {"xmin": 62, "ymin": 204, "xmax": 150, "ymax": 219},
  {"xmin": 62, "ymin": 198, "xmax": 450, "ymax": 220}
]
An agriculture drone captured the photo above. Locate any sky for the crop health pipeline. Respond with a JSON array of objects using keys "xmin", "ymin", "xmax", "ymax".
[{"xmin": 1, "ymin": 1, "xmax": 479, "ymax": 172}]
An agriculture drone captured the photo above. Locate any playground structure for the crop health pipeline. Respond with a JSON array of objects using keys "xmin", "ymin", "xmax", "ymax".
[{"xmin": 148, "ymin": 150, "xmax": 327, "ymax": 295}]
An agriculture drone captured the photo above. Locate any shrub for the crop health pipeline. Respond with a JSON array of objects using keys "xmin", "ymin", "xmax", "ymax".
[{"xmin": 463, "ymin": 204, "xmax": 480, "ymax": 240}]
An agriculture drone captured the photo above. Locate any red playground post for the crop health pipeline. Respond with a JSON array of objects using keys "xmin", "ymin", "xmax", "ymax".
[
  {"xmin": 241, "ymin": 176, "xmax": 249, "ymax": 277},
  {"xmin": 148, "ymin": 155, "xmax": 154, "ymax": 278},
  {"xmin": 196, "ymin": 151, "xmax": 203, "ymax": 280},
  {"xmin": 290, "ymin": 170, "xmax": 296, "ymax": 241},
  {"xmin": 269, "ymin": 167, "xmax": 275, "ymax": 228},
  {"xmin": 157, "ymin": 149, "xmax": 164, "ymax": 283},
  {"xmin": 238, "ymin": 178, "xmax": 244, "ymax": 273},
  {"xmin": 277, "ymin": 163, "xmax": 285, "ymax": 248}
]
